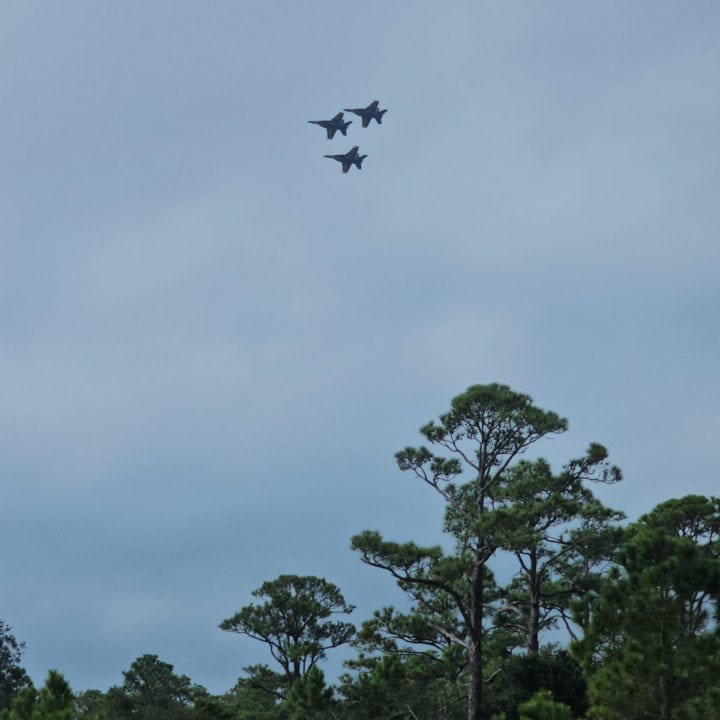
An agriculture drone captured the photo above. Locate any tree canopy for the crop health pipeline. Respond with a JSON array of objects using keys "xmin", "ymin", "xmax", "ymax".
[
  {"xmin": 353, "ymin": 383, "xmax": 616, "ymax": 720},
  {"xmin": 0, "ymin": 622, "xmax": 30, "ymax": 712},
  {"xmin": 3, "ymin": 385, "xmax": 718, "ymax": 720},
  {"xmin": 220, "ymin": 575, "xmax": 355, "ymax": 684}
]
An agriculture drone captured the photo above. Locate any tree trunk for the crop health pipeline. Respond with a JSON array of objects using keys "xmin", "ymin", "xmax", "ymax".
[
  {"xmin": 467, "ymin": 558, "xmax": 486, "ymax": 720},
  {"xmin": 527, "ymin": 549, "xmax": 540, "ymax": 656}
]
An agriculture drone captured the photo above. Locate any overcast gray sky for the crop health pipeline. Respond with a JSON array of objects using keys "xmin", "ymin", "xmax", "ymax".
[{"xmin": 1, "ymin": 0, "xmax": 719, "ymax": 696}]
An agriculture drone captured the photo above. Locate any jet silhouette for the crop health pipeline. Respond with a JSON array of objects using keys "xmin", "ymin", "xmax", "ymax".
[
  {"xmin": 307, "ymin": 112, "xmax": 353, "ymax": 140},
  {"xmin": 343, "ymin": 100, "xmax": 387, "ymax": 128},
  {"xmin": 324, "ymin": 146, "xmax": 367, "ymax": 173}
]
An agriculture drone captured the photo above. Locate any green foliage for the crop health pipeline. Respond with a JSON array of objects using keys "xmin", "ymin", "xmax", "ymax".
[
  {"xmin": 104, "ymin": 654, "xmax": 201, "ymax": 720},
  {"xmin": 190, "ymin": 696, "xmax": 236, "ymax": 720},
  {"xmin": 574, "ymin": 495, "xmax": 720, "ymax": 719},
  {"xmin": 355, "ymin": 384, "xmax": 582, "ymax": 720},
  {"xmin": 517, "ymin": 691, "xmax": 572, "ymax": 720},
  {"xmin": 486, "ymin": 450, "xmax": 624, "ymax": 654},
  {"xmin": 350, "ymin": 530, "xmax": 477, "ymax": 660},
  {"xmin": 680, "ymin": 687, "xmax": 720, "ymax": 719},
  {"xmin": 338, "ymin": 654, "xmax": 466, "ymax": 720},
  {"xmin": 34, "ymin": 671, "xmax": 75, "ymax": 720},
  {"xmin": 74, "ymin": 690, "xmax": 111, "ymax": 720},
  {"xmin": 223, "ymin": 665, "xmax": 286, "ymax": 720},
  {"xmin": 0, "ymin": 686, "xmax": 35, "ymax": 720},
  {"xmin": 11, "ymin": 390, "xmax": 720, "ymax": 720},
  {"xmin": 220, "ymin": 575, "xmax": 355, "ymax": 683},
  {"xmin": 283, "ymin": 666, "xmax": 332, "ymax": 720},
  {"xmin": 1, "ymin": 671, "xmax": 75, "ymax": 720},
  {"xmin": 0, "ymin": 622, "xmax": 31, "ymax": 711},
  {"xmin": 483, "ymin": 651, "xmax": 586, "ymax": 720},
  {"xmin": 354, "ymin": 384, "xmax": 624, "ymax": 720},
  {"xmin": 420, "ymin": 384, "xmax": 568, "ymax": 461}
]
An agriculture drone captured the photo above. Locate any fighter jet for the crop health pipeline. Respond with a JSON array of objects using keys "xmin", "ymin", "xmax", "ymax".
[
  {"xmin": 324, "ymin": 146, "xmax": 367, "ymax": 173},
  {"xmin": 343, "ymin": 100, "xmax": 387, "ymax": 128},
  {"xmin": 307, "ymin": 112, "xmax": 352, "ymax": 140}
]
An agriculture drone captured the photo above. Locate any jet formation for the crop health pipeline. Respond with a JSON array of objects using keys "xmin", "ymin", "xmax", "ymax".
[{"xmin": 308, "ymin": 100, "xmax": 387, "ymax": 173}]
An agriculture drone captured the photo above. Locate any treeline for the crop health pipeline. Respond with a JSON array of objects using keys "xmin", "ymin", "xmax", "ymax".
[{"xmin": 2, "ymin": 384, "xmax": 719, "ymax": 720}]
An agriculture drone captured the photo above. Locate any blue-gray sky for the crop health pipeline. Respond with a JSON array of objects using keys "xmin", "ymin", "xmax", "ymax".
[{"xmin": 1, "ymin": 0, "xmax": 719, "ymax": 695}]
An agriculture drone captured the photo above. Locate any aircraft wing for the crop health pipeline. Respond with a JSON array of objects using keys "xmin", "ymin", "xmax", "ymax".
[{"xmin": 341, "ymin": 161, "xmax": 351, "ymax": 173}]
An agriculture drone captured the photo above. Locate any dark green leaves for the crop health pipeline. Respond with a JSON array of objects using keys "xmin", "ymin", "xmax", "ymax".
[
  {"xmin": 220, "ymin": 575, "xmax": 355, "ymax": 683},
  {"xmin": 0, "ymin": 621, "xmax": 30, "ymax": 712},
  {"xmin": 574, "ymin": 497, "xmax": 720, "ymax": 718}
]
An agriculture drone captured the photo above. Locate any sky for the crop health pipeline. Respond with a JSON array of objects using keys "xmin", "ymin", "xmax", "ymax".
[{"xmin": 1, "ymin": 0, "xmax": 719, "ymax": 696}]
